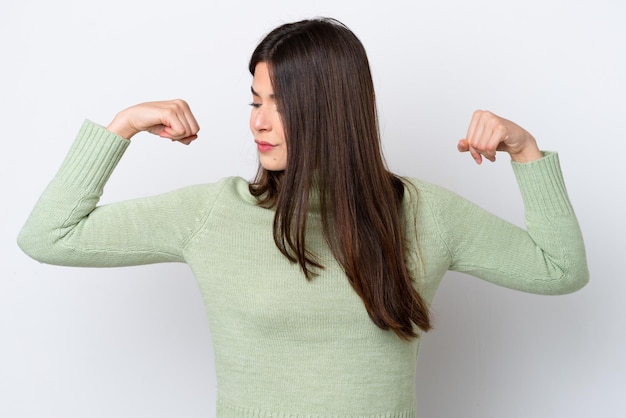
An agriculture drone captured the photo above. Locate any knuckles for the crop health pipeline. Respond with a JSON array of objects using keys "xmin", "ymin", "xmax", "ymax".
[{"xmin": 170, "ymin": 98, "xmax": 190, "ymax": 110}]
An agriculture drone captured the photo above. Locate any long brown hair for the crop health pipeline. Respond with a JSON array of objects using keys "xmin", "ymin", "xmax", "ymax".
[{"xmin": 248, "ymin": 18, "xmax": 431, "ymax": 339}]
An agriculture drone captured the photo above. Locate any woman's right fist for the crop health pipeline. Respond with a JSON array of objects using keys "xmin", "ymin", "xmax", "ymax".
[{"xmin": 107, "ymin": 99, "xmax": 200, "ymax": 144}]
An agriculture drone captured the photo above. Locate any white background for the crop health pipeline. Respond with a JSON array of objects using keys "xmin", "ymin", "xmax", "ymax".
[{"xmin": 1, "ymin": 1, "xmax": 624, "ymax": 417}]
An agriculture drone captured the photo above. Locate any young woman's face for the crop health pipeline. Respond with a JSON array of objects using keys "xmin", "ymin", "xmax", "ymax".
[{"xmin": 250, "ymin": 62, "xmax": 287, "ymax": 171}]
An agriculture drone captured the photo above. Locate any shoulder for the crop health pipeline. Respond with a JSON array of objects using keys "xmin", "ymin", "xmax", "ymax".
[
  {"xmin": 399, "ymin": 176, "xmax": 482, "ymax": 235},
  {"xmin": 400, "ymin": 176, "xmax": 468, "ymax": 210},
  {"xmin": 164, "ymin": 177, "xmax": 261, "ymax": 239},
  {"xmin": 174, "ymin": 176, "xmax": 257, "ymax": 206}
]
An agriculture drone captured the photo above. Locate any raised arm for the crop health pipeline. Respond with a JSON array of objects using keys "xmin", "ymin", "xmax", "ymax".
[
  {"xmin": 436, "ymin": 110, "xmax": 589, "ymax": 294},
  {"xmin": 17, "ymin": 100, "xmax": 212, "ymax": 267}
]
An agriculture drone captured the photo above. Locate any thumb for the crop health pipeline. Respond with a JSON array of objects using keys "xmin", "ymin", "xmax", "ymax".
[{"xmin": 457, "ymin": 139, "xmax": 469, "ymax": 152}]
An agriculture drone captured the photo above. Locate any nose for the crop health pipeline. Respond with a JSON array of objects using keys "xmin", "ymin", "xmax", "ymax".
[{"xmin": 251, "ymin": 107, "xmax": 271, "ymax": 133}]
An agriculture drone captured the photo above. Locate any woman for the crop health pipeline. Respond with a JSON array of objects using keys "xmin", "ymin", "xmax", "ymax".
[{"xmin": 18, "ymin": 18, "xmax": 588, "ymax": 417}]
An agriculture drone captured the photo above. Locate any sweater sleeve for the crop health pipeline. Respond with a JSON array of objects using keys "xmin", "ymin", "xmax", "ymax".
[
  {"xmin": 17, "ymin": 120, "xmax": 223, "ymax": 268},
  {"xmin": 423, "ymin": 152, "xmax": 589, "ymax": 295}
]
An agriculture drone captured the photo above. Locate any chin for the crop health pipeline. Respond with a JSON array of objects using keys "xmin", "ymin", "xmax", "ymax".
[
  {"xmin": 261, "ymin": 166, "xmax": 286, "ymax": 172},
  {"xmin": 260, "ymin": 160, "xmax": 287, "ymax": 172}
]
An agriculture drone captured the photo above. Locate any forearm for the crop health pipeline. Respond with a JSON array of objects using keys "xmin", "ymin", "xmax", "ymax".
[
  {"xmin": 18, "ymin": 120, "xmax": 130, "ymax": 265},
  {"xmin": 512, "ymin": 152, "xmax": 588, "ymax": 291}
]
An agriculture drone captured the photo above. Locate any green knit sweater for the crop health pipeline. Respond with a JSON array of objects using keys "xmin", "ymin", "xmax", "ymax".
[{"xmin": 18, "ymin": 120, "xmax": 588, "ymax": 417}]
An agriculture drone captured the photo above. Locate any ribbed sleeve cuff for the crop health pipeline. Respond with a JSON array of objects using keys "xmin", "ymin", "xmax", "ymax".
[
  {"xmin": 511, "ymin": 151, "xmax": 574, "ymax": 217},
  {"xmin": 56, "ymin": 119, "xmax": 130, "ymax": 193}
]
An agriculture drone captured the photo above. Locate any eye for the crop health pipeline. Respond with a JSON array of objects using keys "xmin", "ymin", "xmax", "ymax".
[{"xmin": 249, "ymin": 102, "xmax": 261, "ymax": 109}]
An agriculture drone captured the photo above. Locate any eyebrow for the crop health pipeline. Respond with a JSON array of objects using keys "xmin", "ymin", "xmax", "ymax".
[{"xmin": 250, "ymin": 86, "xmax": 275, "ymax": 99}]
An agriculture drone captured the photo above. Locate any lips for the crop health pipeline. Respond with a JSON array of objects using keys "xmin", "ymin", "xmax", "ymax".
[{"xmin": 255, "ymin": 139, "xmax": 277, "ymax": 152}]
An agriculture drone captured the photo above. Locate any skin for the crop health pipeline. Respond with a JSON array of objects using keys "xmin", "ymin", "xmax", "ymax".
[
  {"xmin": 249, "ymin": 62, "xmax": 288, "ymax": 171},
  {"xmin": 457, "ymin": 110, "xmax": 542, "ymax": 164},
  {"xmin": 105, "ymin": 71, "xmax": 541, "ymax": 166},
  {"xmin": 107, "ymin": 99, "xmax": 200, "ymax": 144}
]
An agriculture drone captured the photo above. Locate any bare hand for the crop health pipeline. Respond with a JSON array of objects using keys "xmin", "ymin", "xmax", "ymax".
[
  {"xmin": 106, "ymin": 99, "xmax": 200, "ymax": 144},
  {"xmin": 457, "ymin": 110, "xmax": 542, "ymax": 164}
]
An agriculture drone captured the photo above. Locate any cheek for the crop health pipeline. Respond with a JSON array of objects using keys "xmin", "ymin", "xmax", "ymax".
[
  {"xmin": 273, "ymin": 111, "xmax": 285, "ymax": 138},
  {"xmin": 277, "ymin": 121, "xmax": 287, "ymax": 159}
]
